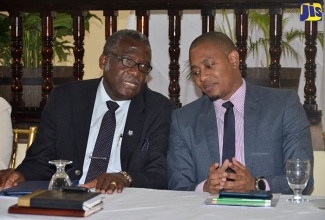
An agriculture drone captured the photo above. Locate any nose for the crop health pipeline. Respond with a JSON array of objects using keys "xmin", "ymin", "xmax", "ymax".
[
  {"xmin": 128, "ymin": 67, "xmax": 142, "ymax": 79},
  {"xmin": 199, "ymin": 69, "xmax": 210, "ymax": 82}
]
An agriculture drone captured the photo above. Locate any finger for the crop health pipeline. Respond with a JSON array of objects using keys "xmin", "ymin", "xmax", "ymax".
[
  {"xmin": 81, "ymin": 179, "xmax": 97, "ymax": 189},
  {"xmin": 209, "ymin": 162, "xmax": 219, "ymax": 172},
  {"xmin": 97, "ymin": 177, "xmax": 113, "ymax": 194},
  {"xmin": 106, "ymin": 181, "xmax": 117, "ymax": 194},
  {"xmin": 0, "ymin": 169, "xmax": 15, "ymax": 189},
  {"xmin": 231, "ymin": 157, "xmax": 245, "ymax": 169},
  {"xmin": 115, "ymin": 181, "xmax": 126, "ymax": 193},
  {"xmin": 220, "ymin": 159, "xmax": 231, "ymax": 171}
]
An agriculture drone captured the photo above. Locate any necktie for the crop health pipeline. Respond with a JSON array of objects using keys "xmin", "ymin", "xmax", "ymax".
[
  {"xmin": 222, "ymin": 101, "xmax": 235, "ymax": 164},
  {"xmin": 85, "ymin": 101, "xmax": 119, "ymax": 183}
]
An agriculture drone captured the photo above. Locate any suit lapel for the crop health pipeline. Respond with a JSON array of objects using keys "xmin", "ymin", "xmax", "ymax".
[
  {"xmin": 243, "ymin": 83, "xmax": 260, "ymax": 170},
  {"xmin": 120, "ymin": 88, "xmax": 146, "ymax": 170},
  {"xmin": 73, "ymin": 79, "xmax": 100, "ymax": 166},
  {"xmin": 201, "ymin": 96, "xmax": 220, "ymax": 163}
]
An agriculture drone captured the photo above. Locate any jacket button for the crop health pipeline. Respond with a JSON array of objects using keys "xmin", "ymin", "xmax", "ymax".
[{"xmin": 75, "ymin": 170, "xmax": 81, "ymax": 176}]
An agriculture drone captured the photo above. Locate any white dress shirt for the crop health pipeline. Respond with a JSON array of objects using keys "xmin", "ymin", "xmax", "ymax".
[{"xmin": 79, "ymin": 79, "xmax": 130, "ymax": 184}]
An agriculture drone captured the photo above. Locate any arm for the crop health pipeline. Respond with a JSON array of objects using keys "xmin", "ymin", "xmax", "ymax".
[
  {"xmin": 127, "ymin": 99, "xmax": 176, "ymax": 189},
  {"xmin": 0, "ymin": 98, "xmax": 13, "ymax": 169},
  {"xmin": 266, "ymin": 90, "xmax": 314, "ymax": 195},
  {"xmin": 15, "ymin": 89, "xmax": 59, "ymax": 180},
  {"xmin": 167, "ymin": 110, "xmax": 199, "ymax": 191}
]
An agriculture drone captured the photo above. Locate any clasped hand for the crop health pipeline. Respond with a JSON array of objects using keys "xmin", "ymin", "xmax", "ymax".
[
  {"xmin": 204, "ymin": 157, "xmax": 255, "ymax": 194},
  {"xmin": 82, "ymin": 172, "xmax": 129, "ymax": 194},
  {"xmin": 0, "ymin": 168, "xmax": 25, "ymax": 190}
]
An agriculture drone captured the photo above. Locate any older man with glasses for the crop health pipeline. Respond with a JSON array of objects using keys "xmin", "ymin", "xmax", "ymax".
[{"xmin": 0, "ymin": 29, "xmax": 176, "ymax": 194}]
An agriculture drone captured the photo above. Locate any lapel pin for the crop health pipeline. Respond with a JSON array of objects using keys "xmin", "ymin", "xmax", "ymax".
[{"xmin": 128, "ymin": 130, "xmax": 133, "ymax": 136}]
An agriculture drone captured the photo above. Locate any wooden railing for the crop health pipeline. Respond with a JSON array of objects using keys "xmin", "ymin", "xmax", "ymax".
[{"xmin": 0, "ymin": 0, "xmax": 323, "ymax": 125}]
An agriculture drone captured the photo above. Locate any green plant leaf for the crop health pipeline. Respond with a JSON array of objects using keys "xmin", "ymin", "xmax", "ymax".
[{"xmin": 0, "ymin": 11, "xmax": 100, "ymax": 68}]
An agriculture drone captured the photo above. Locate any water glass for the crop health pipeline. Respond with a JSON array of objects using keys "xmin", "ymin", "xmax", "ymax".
[
  {"xmin": 48, "ymin": 160, "xmax": 72, "ymax": 191},
  {"xmin": 286, "ymin": 159, "xmax": 310, "ymax": 203}
]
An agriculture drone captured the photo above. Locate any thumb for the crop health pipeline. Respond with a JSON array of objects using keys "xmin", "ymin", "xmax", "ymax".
[
  {"xmin": 209, "ymin": 162, "xmax": 219, "ymax": 172},
  {"xmin": 80, "ymin": 180, "xmax": 97, "ymax": 189}
]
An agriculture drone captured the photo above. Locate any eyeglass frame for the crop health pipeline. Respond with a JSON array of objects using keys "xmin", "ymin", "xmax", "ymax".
[{"xmin": 107, "ymin": 51, "xmax": 153, "ymax": 74}]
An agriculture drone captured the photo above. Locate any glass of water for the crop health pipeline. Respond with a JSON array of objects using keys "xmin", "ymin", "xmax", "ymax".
[
  {"xmin": 286, "ymin": 159, "xmax": 310, "ymax": 203},
  {"xmin": 48, "ymin": 160, "xmax": 72, "ymax": 190}
]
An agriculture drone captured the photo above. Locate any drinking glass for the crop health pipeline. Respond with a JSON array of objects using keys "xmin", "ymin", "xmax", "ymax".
[
  {"xmin": 48, "ymin": 160, "xmax": 72, "ymax": 190},
  {"xmin": 286, "ymin": 159, "xmax": 311, "ymax": 203}
]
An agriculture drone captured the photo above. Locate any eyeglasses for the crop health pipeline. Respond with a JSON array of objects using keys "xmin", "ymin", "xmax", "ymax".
[{"xmin": 108, "ymin": 51, "xmax": 153, "ymax": 74}]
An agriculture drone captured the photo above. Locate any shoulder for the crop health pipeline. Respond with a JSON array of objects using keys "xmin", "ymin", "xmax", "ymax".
[
  {"xmin": 173, "ymin": 95, "xmax": 211, "ymax": 116},
  {"xmin": 142, "ymin": 86, "xmax": 176, "ymax": 110},
  {"xmin": 50, "ymin": 78, "xmax": 100, "ymax": 96},
  {"xmin": 247, "ymin": 83, "xmax": 300, "ymax": 103}
]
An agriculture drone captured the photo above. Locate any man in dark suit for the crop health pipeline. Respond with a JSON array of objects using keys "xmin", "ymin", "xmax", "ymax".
[
  {"xmin": 0, "ymin": 29, "xmax": 176, "ymax": 194},
  {"xmin": 168, "ymin": 32, "xmax": 314, "ymax": 194}
]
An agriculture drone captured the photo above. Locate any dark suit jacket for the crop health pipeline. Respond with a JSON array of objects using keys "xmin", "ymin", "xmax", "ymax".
[
  {"xmin": 167, "ymin": 82, "xmax": 314, "ymax": 194},
  {"xmin": 16, "ymin": 78, "xmax": 176, "ymax": 189}
]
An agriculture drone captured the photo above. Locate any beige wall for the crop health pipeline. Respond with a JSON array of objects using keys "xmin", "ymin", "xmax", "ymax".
[
  {"xmin": 83, "ymin": 11, "xmax": 129, "ymax": 80},
  {"xmin": 312, "ymin": 151, "xmax": 325, "ymax": 196}
]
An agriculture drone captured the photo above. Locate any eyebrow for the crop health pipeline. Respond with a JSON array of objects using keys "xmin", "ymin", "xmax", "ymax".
[{"xmin": 190, "ymin": 57, "xmax": 213, "ymax": 69}]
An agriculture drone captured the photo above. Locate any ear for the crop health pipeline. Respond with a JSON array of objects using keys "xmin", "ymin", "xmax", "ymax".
[
  {"xmin": 228, "ymin": 50, "xmax": 239, "ymax": 68},
  {"xmin": 99, "ymin": 54, "xmax": 107, "ymax": 70}
]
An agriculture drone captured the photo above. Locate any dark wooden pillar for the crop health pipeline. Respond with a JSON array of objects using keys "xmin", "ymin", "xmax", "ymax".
[
  {"xmin": 269, "ymin": 8, "xmax": 282, "ymax": 89},
  {"xmin": 104, "ymin": 10, "xmax": 118, "ymax": 39},
  {"xmin": 201, "ymin": 9, "xmax": 215, "ymax": 33},
  {"xmin": 168, "ymin": 10, "xmax": 182, "ymax": 107},
  {"xmin": 9, "ymin": 11, "xmax": 25, "ymax": 109},
  {"xmin": 72, "ymin": 11, "xmax": 86, "ymax": 80},
  {"xmin": 40, "ymin": 11, "xmax": 55, "ymax": 107},
  {"xmin": 235, "ymin": 8, "xmax": 248, "ymax": 78},
  {"xmin": 303, "ymin": 21, "xmax": 321, "ymax": 125},
  {"xmin": 136, "ymin": 10, "xmax": 149, "ymax": 37}
]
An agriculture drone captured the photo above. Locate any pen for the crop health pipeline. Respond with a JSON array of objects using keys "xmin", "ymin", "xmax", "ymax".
[
  {"xmin": 212, "ymin": 198, "xmax": 270, "ymax": 202},
  {"xmin": 117, "ymin": 134, "xmax": 123, "ymax": 147},
  {"xmin": 211, "ymin": 197, "xmax": 271, "ymax": 206}
]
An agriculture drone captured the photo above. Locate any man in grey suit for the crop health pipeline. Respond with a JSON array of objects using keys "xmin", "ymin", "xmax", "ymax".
[
  {"xmin": 0, "ymin": 29, "xmax": 176, "ymax": 194},
  {"xmin": 167, "ymin": 32, "xmax": 314, "ymax": 194}
]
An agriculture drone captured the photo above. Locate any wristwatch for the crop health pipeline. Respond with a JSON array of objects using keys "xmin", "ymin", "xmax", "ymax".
[
  {"xmin": 255, "ymin": 177, "xmax": 266, "ymax": 190},
  {"xmin": 120, "ymin": 171, "xmax": 133, "ymax": 186}
]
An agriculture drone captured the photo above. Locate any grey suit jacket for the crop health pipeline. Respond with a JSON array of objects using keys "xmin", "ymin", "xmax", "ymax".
[
  {"xmin": 167, "ymin": 82, "xmax": 314, "ymax": 194},
  {"xmin": 17, "ymin": 78, "xmax": 176, "ymax": 189}
]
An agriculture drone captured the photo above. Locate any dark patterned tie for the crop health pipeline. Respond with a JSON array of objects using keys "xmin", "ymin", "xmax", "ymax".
[
  {"xmin": 222, "ymin": 101, "xmax": 235, "ymax": 164},
  {"xmin": 85, "ymin": 101, "xmax": 119, "ymax": 183}
]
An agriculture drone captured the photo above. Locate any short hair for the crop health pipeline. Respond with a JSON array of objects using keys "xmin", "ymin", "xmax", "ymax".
[
  {"xmin": 103, "ymin": 29, "xmax": 151, "ymax": 55},
  {"xmin": 190, "ymin": 31, "xmax": 237, "ymax": 56}
]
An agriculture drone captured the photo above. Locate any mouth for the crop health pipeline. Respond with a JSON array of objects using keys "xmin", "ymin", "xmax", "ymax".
[
  {"xmin": 203, "ymin": 83, "xmax": 214, "ymax": 93},
  {"xmin": 124, "ymin": 81, "xmax": 138, "ymax": 89}
]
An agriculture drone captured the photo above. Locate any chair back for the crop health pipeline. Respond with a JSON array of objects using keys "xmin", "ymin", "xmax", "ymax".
[{"xmin": 9, "ymin": 126, "xmax": 38, "ymax": 169}]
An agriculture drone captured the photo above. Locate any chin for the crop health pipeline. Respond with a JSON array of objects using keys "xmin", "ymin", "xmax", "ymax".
[{"xmin": 207, "ymin": 95, "xmax": 219, "ymax": 101}]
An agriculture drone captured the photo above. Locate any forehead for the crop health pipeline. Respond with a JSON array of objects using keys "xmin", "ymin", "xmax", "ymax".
[
  {"xmin": 190, "ymin": 43, "xmax": 226, "ymax": 65},
  {"xmin": 116, "ymin": 37, "xmax": 150, "ymax": 55}
]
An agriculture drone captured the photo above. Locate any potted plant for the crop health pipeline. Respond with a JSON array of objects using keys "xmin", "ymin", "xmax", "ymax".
[{"xmin": 0, "ymin": 12, "xmax": 101, "ymax": 106}]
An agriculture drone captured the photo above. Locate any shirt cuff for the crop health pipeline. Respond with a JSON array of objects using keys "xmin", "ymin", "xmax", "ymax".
[
  {"xmin": 195, "ymin": 180, "xmax": 206, "ymax": 192},
  {"xmin": 264, "ymin": 178, "xmax": 270, "ymax": 191}
]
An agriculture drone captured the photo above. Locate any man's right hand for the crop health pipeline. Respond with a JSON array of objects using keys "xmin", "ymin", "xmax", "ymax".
[
  {"xmin": 204, "ymin": 160, "xmax": 231, "ymax": 194},
  {"xmin": 0, "ymin": 168, "xmax": 25, "ymax": 190}
]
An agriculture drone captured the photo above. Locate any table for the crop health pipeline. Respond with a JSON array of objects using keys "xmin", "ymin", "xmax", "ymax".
[{"xmin": 0, "ymin": 188, "xmax": 324, "ymax": 219}]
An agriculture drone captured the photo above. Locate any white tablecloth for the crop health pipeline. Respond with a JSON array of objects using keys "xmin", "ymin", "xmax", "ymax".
[{"xmin": 0, "ymin": 188, "xmax": 324, "ymax": 219}]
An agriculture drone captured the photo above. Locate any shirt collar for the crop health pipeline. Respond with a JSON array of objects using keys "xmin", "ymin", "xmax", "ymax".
[
  {"xmin": 213, "ymin": 79, "xmax": 246, "ymax": 114},
  {"xmin": 98, "ymin": 78, "xmax": 131, "ymax": 109}
]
